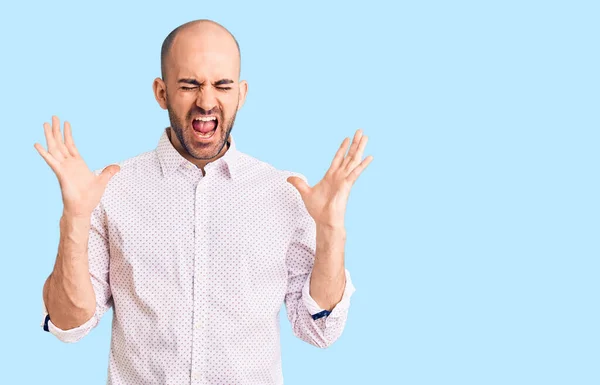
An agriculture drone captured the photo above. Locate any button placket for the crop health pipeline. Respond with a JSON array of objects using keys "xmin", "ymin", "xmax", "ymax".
[{"xmin": 191, "ymin": 175, "xmax": 209, "ymax": 384}]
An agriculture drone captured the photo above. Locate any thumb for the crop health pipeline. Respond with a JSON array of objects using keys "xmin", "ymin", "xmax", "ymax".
[
  {"xmin": 287, "ymin": 176, "xmax": 310, "ymax": 198},
  {"xmin": 98, "ymin": 164, "xmax": 121, "ymax": 187}
]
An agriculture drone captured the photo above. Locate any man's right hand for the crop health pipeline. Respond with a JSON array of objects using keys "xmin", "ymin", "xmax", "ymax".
[{"xmin": 34, "ymin": 116, "xmax": 120, "ymax": 218}]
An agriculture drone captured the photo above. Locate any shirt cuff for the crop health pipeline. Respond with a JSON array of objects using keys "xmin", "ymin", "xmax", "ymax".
[
  {"xmin": 302, "ymin": 268, "xmax": 356, "ymax": 320},
  {"xmin": 41, "ymin": 299, "xmax": 98, "ymax": 343}
]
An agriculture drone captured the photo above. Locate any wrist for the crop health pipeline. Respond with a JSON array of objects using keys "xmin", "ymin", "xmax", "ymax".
[
  {"xmin": 61, "ymin": 210, "xmax": 92, "ymax": 223},
  {"xmin": 316, "ymin": 223, "xmax": 346, "ymax": 236}
]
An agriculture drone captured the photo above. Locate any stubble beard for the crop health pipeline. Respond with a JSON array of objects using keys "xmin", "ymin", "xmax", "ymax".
[{"xmin": 167, "ymin": 101, "xmax": 238, "ymax": 160}]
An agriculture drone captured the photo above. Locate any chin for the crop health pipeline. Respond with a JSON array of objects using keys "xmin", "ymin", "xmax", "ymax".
[{"xmin": 185, "ymin": 127, "xmax": 227, "ymax": 159}]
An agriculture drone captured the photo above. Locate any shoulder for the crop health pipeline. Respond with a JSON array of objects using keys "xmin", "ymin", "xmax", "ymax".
[
  {"xmin": 237, "ymin": 153, "xmax": 307, "ymax": 207},
  {"xmin": 239, "ymin": 152, "xmax": 306, "ymax": 185},
  {"xmin": 92, "ymin": 149, "xmax": 158, "ymax": 201},
  {"xmin": 92, "ymin": 149, "xmax": 157, "ymax": 178}
]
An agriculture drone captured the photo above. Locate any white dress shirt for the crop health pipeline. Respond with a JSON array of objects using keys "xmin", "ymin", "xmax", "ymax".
[{"xmin": 41, "ymin": 127, "xmax": 356, "ymax": 385}]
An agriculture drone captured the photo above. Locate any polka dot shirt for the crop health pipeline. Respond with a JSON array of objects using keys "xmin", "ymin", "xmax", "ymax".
[{"xmin": 41, "ymin": 127, "xmax": 356, "ymax": 385}]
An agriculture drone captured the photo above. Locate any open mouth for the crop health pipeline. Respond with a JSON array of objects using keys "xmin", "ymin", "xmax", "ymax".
[{"xmin": 192, "ymin": 116, "xmax": 218, "ymax": 139}]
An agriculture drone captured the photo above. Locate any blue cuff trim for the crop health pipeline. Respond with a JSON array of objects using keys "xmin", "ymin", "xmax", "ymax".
[
  {"xmin": 311, "ymin": 310, "xmax": 331, "ymax": 320},
  {"xmin": 43, "ymin": 314, "xmax": 50, "ymax": 332}
]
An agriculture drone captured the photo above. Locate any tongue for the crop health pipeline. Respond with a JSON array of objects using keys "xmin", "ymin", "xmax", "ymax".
[{"xmin": 193, "ymin": 120, "xmax": 216, "ymax": 133}]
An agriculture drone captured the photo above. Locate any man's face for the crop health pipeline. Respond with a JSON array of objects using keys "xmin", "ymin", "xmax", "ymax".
[
  {"xmin": 155, "ymin": 27, "xmax": 247, "ymax": 161},
  {"xmin": 166, "ymin": 67, "xmax": 239, "ymax": 160}
]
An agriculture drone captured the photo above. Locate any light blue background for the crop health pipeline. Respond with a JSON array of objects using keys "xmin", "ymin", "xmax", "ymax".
[{"xmin": 1, "ymin": 0, "xmax": 598, "ymax": 384}]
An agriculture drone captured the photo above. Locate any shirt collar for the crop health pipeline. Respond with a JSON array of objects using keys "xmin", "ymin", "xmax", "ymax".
[{"xmin": 156, "ymin": 127, "xmax": 240, "ymax": 179}]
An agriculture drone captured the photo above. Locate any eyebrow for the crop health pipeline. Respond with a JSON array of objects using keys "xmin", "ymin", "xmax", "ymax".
[
  {"xmin": 215, "ymin": 79, "xmax": 235, "ymax": 86},
  {"xmin": 177, "ymin": 78, "xmax": 235, "ymax": 86}
]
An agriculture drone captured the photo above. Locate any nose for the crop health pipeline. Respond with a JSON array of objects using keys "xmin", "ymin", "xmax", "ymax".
[{"xmin": 195, "ymin": 86, "xmax": 218, "ymax": 112}]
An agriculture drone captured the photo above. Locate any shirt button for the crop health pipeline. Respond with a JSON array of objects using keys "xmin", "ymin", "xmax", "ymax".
[
  {"xmin": 192, "ymin": 372, "xmax": 200, "ymax": 381},
  {"xmin": 195, "ymin": 321, "xmax": 202, "ymax": 329}
]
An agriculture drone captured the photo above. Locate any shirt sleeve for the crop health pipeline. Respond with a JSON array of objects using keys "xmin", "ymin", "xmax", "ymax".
[
  {"xmin": 40, "ymin": 195, "xmax": 114, "ymax": 343},
  {"xmin": 283, "ymin": 172, "xmax": 356, "ymax": 349}
]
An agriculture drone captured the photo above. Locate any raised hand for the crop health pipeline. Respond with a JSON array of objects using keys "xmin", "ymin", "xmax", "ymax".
[
  {"xmin": 34, "ymin": 116, "xmax": 120, "ymax": 218},
  {"xmin": 287, "ymin": 129, "xmax": 373, "ymax": 228}
]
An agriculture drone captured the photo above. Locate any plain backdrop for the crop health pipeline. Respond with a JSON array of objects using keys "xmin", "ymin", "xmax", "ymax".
[{"xmin": 1, "ymin": 1, "xmax": 598, "ymax": 384}]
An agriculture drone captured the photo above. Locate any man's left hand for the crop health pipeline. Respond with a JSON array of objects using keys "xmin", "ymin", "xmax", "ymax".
[{"xmin": 287, "ymin": 129, "xmax": 373, "ymax": 228}]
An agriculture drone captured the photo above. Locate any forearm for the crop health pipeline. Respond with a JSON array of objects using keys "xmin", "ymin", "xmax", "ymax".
[
  {"xmin": 309, "ymin": 225, "xmax": 346, "ymax": 310},
  {"xmin": 44, "ymin": 213, "xmax": 96, "ymax": 330}
]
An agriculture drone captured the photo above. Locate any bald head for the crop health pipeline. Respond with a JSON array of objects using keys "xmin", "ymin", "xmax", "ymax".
[{"xmin": 160, "ymin": 19, "xmax": 241, "ymax": 81}]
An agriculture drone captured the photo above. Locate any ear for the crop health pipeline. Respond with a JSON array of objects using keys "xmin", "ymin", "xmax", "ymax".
[
  {"xmin": 153, "ymin": 77, "xmax": 168, "ymax": 110},
  {"xmin": 237, "ymin": 80, "xmax": 248, "ymax": 111}
]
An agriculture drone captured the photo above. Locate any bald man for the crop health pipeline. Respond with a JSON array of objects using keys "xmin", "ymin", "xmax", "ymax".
[{"xmin": 36, "ymin": 19, "xmax": 373, "ymax": 384}]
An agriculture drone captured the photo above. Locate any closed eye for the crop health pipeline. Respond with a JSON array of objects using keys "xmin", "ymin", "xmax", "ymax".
[{"xmin": 180, "ymin": 86, "xmax": 231, "ymax": 91}]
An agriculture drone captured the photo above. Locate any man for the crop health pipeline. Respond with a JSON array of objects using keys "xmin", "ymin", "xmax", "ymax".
[{"xmin": 35, "ymin": 19, "xmax": 373, "ymax": 384}]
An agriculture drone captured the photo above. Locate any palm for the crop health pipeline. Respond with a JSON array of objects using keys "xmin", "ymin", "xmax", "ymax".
[
  {"xmin": 287, "ymin": 129, "xmax": 373, "ymax": 228},
  {"xmin": 56, "ymin": 154, "xmax": 104, "ymax": 216},
  {"xmin": 34, "ymin": 116, "xmax": 120, "ymax": 218}
]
